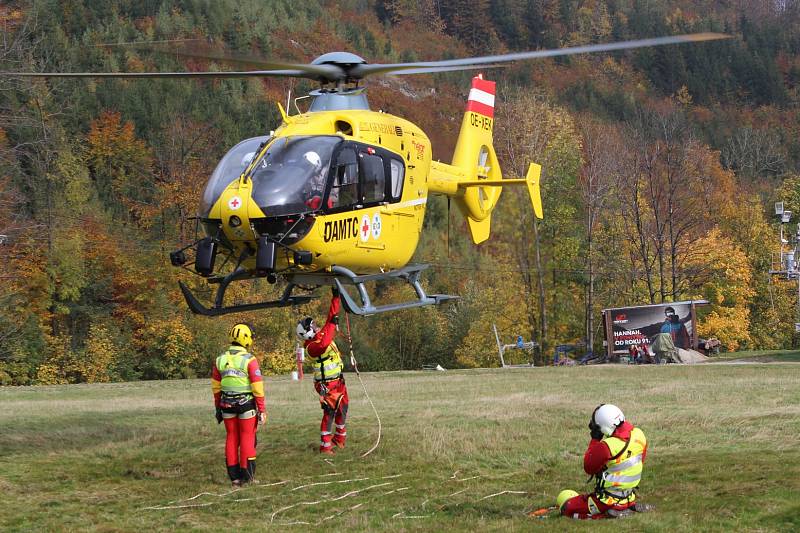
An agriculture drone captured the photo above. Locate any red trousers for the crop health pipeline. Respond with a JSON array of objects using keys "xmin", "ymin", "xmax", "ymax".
[
  {"xmin": 314, "ymin": 378, "xmax": 349, "ymax": 451},
  {"xmin": 223, "ymin": 416, "xmax": 258, "ymax": 468},
  {"xmin": 561, "ymin": 493, "xmax": 635, "ymax": 519}
]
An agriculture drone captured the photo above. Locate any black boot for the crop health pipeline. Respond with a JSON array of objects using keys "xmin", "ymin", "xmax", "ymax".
[
  {"xmin": 242, "ymin": 459, "xmax": 256, "ymax": 484},
  {"xmin": 227, "ymin": 464, "xmax": 242, "ymax": 485}
]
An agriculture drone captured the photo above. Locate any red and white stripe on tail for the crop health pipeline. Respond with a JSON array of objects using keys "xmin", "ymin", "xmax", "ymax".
[{"xmin": 465, "ymin": 75, "xmax": 496, "ymax": 118}]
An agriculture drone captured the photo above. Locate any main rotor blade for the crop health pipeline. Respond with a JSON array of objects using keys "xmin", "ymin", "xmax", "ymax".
[
  {"xmin": 0, "ymin": 69, "xmax": 317, "ymax": 79},
  {"xmin": 0, "ymin": 32, "xmax": 729, "ymax": 82},
  {"xmin": 388, "ymin": 64, "xmax": 509, "ymax": 76},
  {"xmin": 114, "ymin": 41, "xmax": 341, "ymax": 79},
  {"xmin": 3, "ymin": 39, "xmax": 342, "ymax": 81},
  {"xmin": 354, "ymin": 32, "xmax": 730, "ymax": 77}
]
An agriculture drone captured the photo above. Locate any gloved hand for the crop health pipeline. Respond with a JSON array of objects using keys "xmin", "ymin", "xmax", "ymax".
[
  {"xmin": 331, "ymin": 284, "xmax": 340, "ymax": 298},
  {"xmin": 589, "ymin": 421, "xmax": 603, "ymax": 440},
  {"xmin": 215, "ymin": 407, "xmax": 223, "ymax": 424}
]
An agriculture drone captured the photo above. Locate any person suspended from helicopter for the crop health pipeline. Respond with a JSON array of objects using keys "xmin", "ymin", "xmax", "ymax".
[
  {"xmin": 557, "ymin": 404, "xmax": 650, "ymax": 519},
  {"xmin": 296, "ymin": 288, "xmax": 349, "ymax": 454},
  {"xmin": 211, "ymin": 323, "xmax": 267, "ymax": 485}
]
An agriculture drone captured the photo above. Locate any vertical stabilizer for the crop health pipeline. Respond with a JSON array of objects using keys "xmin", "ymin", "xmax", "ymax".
[
  {"xmin": 452, "ymin": 76, "xmax": 502, "ymax": 243},
  {"xmin": 427, "ymin": 75, "xmax": 544, "ymax": 243}
]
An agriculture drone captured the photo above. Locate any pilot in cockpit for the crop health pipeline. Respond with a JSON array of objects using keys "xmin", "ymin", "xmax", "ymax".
[
  {"xmin": 240, "ymin": 151, "xmax": 256, "ymax": 169},
  {"xmin": 303, "ymin": 151, "xmax": 330, "ymax": 210}
]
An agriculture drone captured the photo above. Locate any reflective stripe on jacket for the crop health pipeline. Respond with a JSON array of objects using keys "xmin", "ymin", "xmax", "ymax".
[
  {"xmin": 216, "ymin": 346, "xmax": 254, "ymax": 394},
  {"xmin": 597, "ymin": 426, "xmax": 647, "ymax": 505},
  {"xmin": 313, "ymin": 342, "xmax": 343, "ymax": 382}
]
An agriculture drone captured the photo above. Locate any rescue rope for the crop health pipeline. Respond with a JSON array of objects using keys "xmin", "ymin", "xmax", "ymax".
[
  {"xmin": 141, "ymin": 480, "xmax": 290, "ymax": 510},
  {"xmin": 383, "ymin": 486, "xmax": 410, "ymax": 496},
  {"xmin": 291, "ymin": 477, "xmax": 369, "ymax": 492},
  {"xmin": 270, "ymin": 481, "xmax": 393, "ymax": 521},
  {"xmin": 343, "ymin": 311, "xmax": 382, "ymax": 458},
  {"xmin": 279, "ymin": 503, "xmax": 365, "ymax": 527},
  {"xmin": 392, "ymin": 512, "xmax": 430, "ymax": 519},
  {"xmin": 479, "ymin": 490, "xmax": 528, "ymax": 500}
]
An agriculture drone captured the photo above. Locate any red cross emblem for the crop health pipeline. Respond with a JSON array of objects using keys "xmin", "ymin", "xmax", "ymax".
[
  {"xmin": 228, "ymin": 196, "xmax": 242, "ymax": 210},
  {"xmin": 360, "ymin": 214, "xmax": 370, "ymax": 242}
]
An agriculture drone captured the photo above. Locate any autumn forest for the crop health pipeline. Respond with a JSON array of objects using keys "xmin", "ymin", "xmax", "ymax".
[{"xmin": 2, "ymin": 0, "xmax": 800, "ymax": 385}]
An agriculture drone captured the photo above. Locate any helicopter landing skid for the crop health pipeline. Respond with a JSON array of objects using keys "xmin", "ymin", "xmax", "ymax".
[
  {"xmin": 327, "ymin": 264, "xmax": 459, "ymax": 316},
  {"xmin": 178, "ymin": 264, "xmax": 457, "ymax": 317},
  {"xmin": 178, "ymin": 267, "xmax": 317, "ymax": 316}
]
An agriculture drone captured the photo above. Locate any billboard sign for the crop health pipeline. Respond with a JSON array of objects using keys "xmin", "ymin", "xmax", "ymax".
[{"xmin": 606, "ymin": 302, "xmax": 695, "ymax": 354}]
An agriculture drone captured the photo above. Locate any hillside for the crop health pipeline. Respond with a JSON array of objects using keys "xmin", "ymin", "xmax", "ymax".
[{"xmin": 2, "ymin": 1, "xmax": 800, "ymax": 385}]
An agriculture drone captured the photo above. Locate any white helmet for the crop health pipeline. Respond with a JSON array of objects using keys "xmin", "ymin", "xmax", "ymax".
[
  {"xmin": 296, "ymin": 317, "xmax": 316, "ymax": 340},
  {"xmin": 593, "ymin": 404, "xmax": 625, "ymax": 436},
  {"xmin": 303, "ymin": 151, "xmax": 321, "ymax": 169}
]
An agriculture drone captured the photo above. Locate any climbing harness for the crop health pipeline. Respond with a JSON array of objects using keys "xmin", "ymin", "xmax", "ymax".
[{"xmin": 343, "ymin": 311, "xmax": 382, "ymax": 458}]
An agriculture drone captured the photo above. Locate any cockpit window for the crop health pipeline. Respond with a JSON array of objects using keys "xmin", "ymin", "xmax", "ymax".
[
  {"xmin": 323, "ymin": 142, "xmax": 404, "ymax": 212},
  {"xmin": 360, "ymin": 153, "xmax": 385, "ymax": 204},
  {"xmin": 389, "ymin": 159, "xmax": 404, "ymax": 199},
  {"xmin": 249, "ymin": 136, "xmax": 342, "ymax": 216},
  {"xmin": 201, "ymin": 136, "xmax": 269, "ymax": 217},
  {"xmin": 328, "ymin": 148, "xmax": 359, "ymax": 209}
]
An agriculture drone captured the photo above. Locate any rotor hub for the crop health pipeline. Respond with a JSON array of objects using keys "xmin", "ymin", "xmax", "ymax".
[{"xmin": 311, "ymin": 52, "xmax": 367, "ymax": 83}]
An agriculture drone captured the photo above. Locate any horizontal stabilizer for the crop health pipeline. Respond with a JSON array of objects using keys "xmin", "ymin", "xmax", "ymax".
[{"xmin": 526, "ymin": 163, "xmax": 543, "ymax": 219}]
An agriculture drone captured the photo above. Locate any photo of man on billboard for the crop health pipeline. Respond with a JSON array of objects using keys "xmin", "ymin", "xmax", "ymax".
[{"xmin": 660, "ymin": 306, "xmax": 691, "ymax": 349}]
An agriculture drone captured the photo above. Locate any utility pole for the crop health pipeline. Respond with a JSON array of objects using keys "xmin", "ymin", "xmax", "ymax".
[{"xmin": 768, "ymin": 202, "xmax": 800, "ymax": 333}]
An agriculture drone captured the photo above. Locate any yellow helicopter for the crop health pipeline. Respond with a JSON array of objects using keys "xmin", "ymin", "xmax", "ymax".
[{"xmin": 4, "ymin": 33, "xmax": 727, "ymax": 315}]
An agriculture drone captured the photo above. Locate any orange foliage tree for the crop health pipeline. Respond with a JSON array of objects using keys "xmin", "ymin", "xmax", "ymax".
[{"xmin": 86, "ymin": 111, "xmax": 154, "ymax": 224}]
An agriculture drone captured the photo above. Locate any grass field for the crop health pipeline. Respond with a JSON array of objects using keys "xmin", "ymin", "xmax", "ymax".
[
  {"xmin": 712, "ymin": 349, "xmax": 800, "ymax": 363},
  {"xmin": 2, "ymin": 360, "xmax": 800, "ymax": 532}
]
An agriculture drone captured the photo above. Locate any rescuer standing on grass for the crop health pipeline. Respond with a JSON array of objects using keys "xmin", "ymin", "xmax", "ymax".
[
  {"xmin": 211, "ymin": 323, "xmax": 267, "ymax": 485},
  {"xmin": 296, "ymin": 287, "xmax": 349, "ymax": 454},
  {"xmin": 557, "ymin": 404, "xmax": 650, "ymax": 519}
]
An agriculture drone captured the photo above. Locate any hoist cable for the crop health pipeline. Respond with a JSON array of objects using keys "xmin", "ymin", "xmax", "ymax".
[{"xmin": 343, "ymin": 311, "xmax": 382, "ymax": 458}]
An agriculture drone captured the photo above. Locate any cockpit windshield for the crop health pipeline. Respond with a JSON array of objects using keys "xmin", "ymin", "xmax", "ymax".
[
  {"xmin": 200, "ymin": 136, "xmax": 269, "ymax": 217},
  {"xmin": 248, "ymin": 135, "xmax": 342, "ymax": 216}
]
